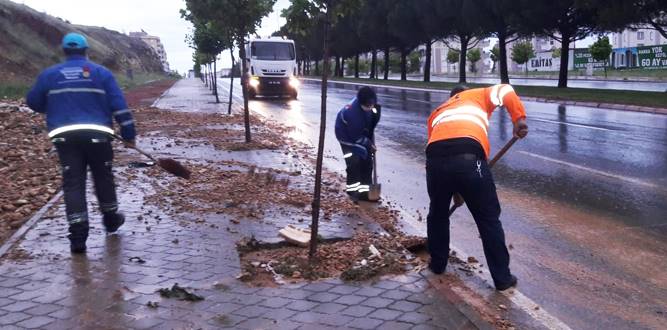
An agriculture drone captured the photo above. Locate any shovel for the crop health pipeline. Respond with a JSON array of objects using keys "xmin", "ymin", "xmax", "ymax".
[
  {"xmin": 448, "ymin": 136, "xmax": 519, "ymax": 216},
  {"xmin": 367, "ymin": 150, "xmax": 381, "ymax": 202}
]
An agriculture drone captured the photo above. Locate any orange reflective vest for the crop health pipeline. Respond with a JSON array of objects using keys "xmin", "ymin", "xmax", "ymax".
[{"xmin": 427, "ymin": 84, "xmax": 526, "ymax": 158}]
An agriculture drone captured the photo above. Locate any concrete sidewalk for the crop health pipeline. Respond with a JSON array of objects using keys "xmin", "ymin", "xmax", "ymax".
[{"xmin": 0, "ymin": 79, "xmax": 487, "ymax": 329}]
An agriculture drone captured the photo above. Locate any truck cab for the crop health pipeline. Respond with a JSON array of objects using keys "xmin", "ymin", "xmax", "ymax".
[{"xmin": 245, "ymin": 37, "xmax": 300, "ymax": 99}]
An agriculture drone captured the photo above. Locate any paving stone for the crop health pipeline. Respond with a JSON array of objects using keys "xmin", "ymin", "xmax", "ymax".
[
  {"xmin": 285, "ymin": 300, "xmax": 319, "ymax": 312},
  {"xmin": 16, "ymin": 316, "xmax": 55, "ymax": 329},
  {"xmin": 345, "ymin": 317, "xmax": 384, "ymax": 329},
  {"xmin": 232, "ymin": 305, "xmax": 271, "ymax": 318},
  {"xmin": 301, "ymin": 282, "xmax": 335, "ymax": 292},
  {"xmin": 23, "ymin": 303, "xmax": 62, "ymax": 316},
  {"xmin": 127, "ymin": 317, "xmax": 165, "ymax": 330},
  {"xmin": 290, "ymin": 311, "xmax": 328, "ymax": 324},
  {"xmin": 259, "ymin": 297, "xmax": 292, "ymax": 308},
  {"xmin": 411, "ymin": 324, "xmax": 441, "ymax": 330},
  {"xmin": 0, "ymin": 288, "xmax": 22, "ymax": 298},
  {"xmin": 0, "ymin": 298, "xmax": 14, "ymax": 308},
  {"xmin": 333, "ymin": 294, "xmax": 367, "ymax": 305},
  {"xmin": 234, "ymin": 317, "xmax": 277, "ymax": 329},
  {"xmin": 2, "ymin": 301, "xmax": 38, "ymax": 312},
  {"xmin": 311, "ymin": 302, "xmax": 347, "ymax": 314},
  {"xmin": 354, "ymin": 287, "xmax": 386, "ymax": 297},
  {"xmin": 261, "ymin": 308, "xmax": 297, "ymax": 321},
  {"xmin": 206, "ymin": 302, "xmax": 245, "ymax": 314},
  {"xmin": 388, "ymin": 300, "xmax": 422, "ymax": 312},
  {"xmin": 328, "ymin": 284, "xmax": 360, "ymax": 295},
  {"xmin": 318, "ymin": 313, "xmax": 354, "ymax": 326},
  {"xmin": 372, "ymin": 280, "xmax": 402, "ymax": 290},
  {"xmin": 380, "ymin": 290, "xmax": 412, "ymax": 300},
  {"xmin": 0, "ymin": 311, "xmax": 31, "ymax": 325},
  {"xmin": 11, "ymin": 290, "xmax": 45, "ymax": 302},
  {"xmin": 368, "ymin": 308, "xmax": 402, "ymax": 321},
  {"xmin": 397, "ymin": 311, "xmax": 433, "ymax": 324},
  {"xmin": 307, "ymin": 292, "xmax": 340, "ymax": 303},
  {"xmin": 361, "ymin": 297, "xmax": 394, "ymax": 308},
  {"xmin": 0, "ymin": 278, "xmax": 30, "ymax": 288},
  {"xmin": 340, "ymin": 305, "xmax": 375, "ymax": 317},
  {"xmin": 378, "ymin": 320, "xmax": 413, "ymax": 330}
]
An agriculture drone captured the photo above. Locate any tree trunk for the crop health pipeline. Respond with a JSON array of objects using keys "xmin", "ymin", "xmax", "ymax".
[
  {"xmin": 400, "ymin": 48, "xmax": 407, "ymax": 81},
  {"xmin": 558, "ymin": 33, "xmax": 571, "ymax": 88},
  {"xmin": 315, "ymin": 60, "xmax": 319, "ymax": 75},
  {"xmin": 370, "ymin": 50, "xmax": 377, "ymax": 79},
  {"xmin": 354, "ymin": 54, "xmax": 359, "ymax": 78},
  {"xmin": 310, "ymin": 11, "xmax": 331, "ymax": 262},
  {"xmin": 204, "ymin": 64, "xmax": 209, "ymax": 87},
  {"xmin": 334, "ymin": 56, "xmax": 340, "ymax": 77},
  {"xmin": 498, "ymin": 32, "xmax": 510, "ymax": 84},
  {"xmin": 458, "ymin": 35, "xmax": 469, "ymax": 84},
  {"xmin": 383, "ymin": 47, "xmax": 390, "ymax": 80},
  {"xmin": 424, "ymin": 41, "xmax": 432, "ymax": 82},
  {"xmin": 239, "ymin": 37, "xmax": 252, "ymax": 142},
  {"xmin": 228, "ymin": 50, "xmax": 235, "ymax": 115},
  {"xmin": 213, "ymin": 58, "xmax": 220, "ymax": 103}
]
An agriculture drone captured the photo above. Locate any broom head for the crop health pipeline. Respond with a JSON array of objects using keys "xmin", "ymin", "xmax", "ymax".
[{"xmin": 157, "ymin": 158, "xmax": 191, "ymax": 179}]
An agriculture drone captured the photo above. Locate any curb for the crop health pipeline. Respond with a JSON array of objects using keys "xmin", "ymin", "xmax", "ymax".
[
  {"xmin": 0, "ymin": 191, "xmax": 63, "ymax": 259},
  {"xmin": 302, "ymin": 78, "xmax": 667, "ymax": 115}
]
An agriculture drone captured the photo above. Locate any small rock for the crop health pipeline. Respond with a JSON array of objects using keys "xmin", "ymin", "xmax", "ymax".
[
  {"xmin": 250, "ymin": 261, "xmax": 261, "ymax": 267},
  {"xmin": 498, "ymin": 304, "xmax": 507, "ymax": 310},
  {"xmin": 13, "ymin": 199, "xmax": 29, "ymax": 206}
]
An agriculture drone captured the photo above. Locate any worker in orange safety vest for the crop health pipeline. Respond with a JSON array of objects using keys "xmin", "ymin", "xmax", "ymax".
[{"xmin": 425, "ymin": 84, "xmax": 528, "ymax": 291}]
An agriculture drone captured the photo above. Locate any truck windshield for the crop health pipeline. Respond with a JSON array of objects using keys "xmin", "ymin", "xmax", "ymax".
[{"xmin": 251, "ymin": 42, "xmax": 295, "ymax": 61}]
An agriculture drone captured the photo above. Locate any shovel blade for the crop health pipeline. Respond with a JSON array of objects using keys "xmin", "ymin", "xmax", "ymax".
[{"xmin": 367, "ymin": 184, "xmax": 381, "ymax": 201}]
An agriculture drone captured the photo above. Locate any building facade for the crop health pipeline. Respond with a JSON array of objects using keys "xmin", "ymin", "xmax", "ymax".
[{"xmin": 129, "ymin": 30, "xmax": 170, "ymax": 72}]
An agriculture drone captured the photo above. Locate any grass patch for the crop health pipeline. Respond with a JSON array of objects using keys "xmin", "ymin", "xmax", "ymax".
[
  {"xmin": 315, "ymin": 76, "xmax": 667, "ymax": 108},
  {"xmin": 0, "ymin": 84, "xmax": 29, "ymax": 101}
]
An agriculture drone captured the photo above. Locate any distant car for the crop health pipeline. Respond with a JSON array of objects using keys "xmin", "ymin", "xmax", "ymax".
[{"xmin": 245, "ymin": 37, "xmax": 299, "ymax": 100}]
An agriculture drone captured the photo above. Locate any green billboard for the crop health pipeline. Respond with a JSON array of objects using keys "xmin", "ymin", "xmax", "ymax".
[
  {"xmin": 573, "ymin": 48, "xmax": 606, "ymax": 69},
  {"xmin": 637, "ymin": 45, "xmax": 667, "ymax": 68}
]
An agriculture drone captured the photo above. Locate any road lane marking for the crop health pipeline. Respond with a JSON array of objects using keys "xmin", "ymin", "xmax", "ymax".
[
  {"xmin": 530, "ymin": 118, "xmax": 614, "ymax": 131},
  {"xmin": 517, "ymin": 151, "xmax": 659, "ymax": 189}
]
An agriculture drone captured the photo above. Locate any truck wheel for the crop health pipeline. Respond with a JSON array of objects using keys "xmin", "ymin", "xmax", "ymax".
[{"xmin": 290, "ymin": 92, "xmax": 298, "ymax": 100}]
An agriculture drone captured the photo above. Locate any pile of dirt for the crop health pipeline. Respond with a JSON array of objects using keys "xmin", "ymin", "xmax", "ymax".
[
  {"xmin": 124, "ymin": 79, "xmax": 177, "ymax": 108},
  {"xmin": 237, "ymin": 232, "xmax": 423, "ymax": 285},
  {"xmin": 0, "ymin": 102, "xmax": 59, "ymax": 243}
]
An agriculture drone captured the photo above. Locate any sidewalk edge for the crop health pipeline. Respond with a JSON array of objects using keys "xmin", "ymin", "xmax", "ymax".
[{"xmin": 0, "ymin": 191, "xmax": 63, "ymax": 258}]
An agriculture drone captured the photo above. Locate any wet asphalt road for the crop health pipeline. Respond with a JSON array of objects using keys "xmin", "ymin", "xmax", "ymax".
[{"xmin": 218, "ymin": 78, "xmax": 667, "ymax": 329}]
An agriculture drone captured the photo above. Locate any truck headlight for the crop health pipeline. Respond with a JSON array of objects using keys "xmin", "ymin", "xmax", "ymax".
[
  {"xmin": 249, "ymin": 76, "xmax": 260, "ymax": 88},
  {"xmin": 289, "ymin": 77, "xmax": 300, "ymax": 89}
]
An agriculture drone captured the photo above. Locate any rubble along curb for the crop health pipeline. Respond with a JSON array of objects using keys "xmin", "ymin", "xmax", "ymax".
[
  {"xmin": 0, "ymin": 191, "xmax": 63, "ymax": 258},
  {"xmin": 301, "ymin": 78, "xmax": 667, "ymax": 115}
]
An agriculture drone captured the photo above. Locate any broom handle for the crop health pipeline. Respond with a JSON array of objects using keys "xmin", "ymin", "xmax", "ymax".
[
  {"xmin": 112, "ymin": 134, "xmax": 157, "ymax": 162},
  {"xmin": 448, "ymin": 136, "xmax": 519, "ymax": 217}
]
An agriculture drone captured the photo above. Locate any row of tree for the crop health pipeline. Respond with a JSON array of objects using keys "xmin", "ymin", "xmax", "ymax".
[{"xmin": 280, "ymin": 0, "xmax": 667, "ymax": 88}]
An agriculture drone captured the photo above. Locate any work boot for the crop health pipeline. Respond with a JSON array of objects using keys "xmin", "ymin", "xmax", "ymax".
[
  {"xmin": 103, "ymin": 212, "xmax": 125, "ymax": 233},
  {"xmin": 68, "ymin": 222, "xmax": 89, "ymax": 254},
  {"xmin": 428, "ymin": 258, "xmax": 447, "ymax": 275},
  {"xmin": 347, "ymin": 191, "xmax": 360, "ymax": 203},
  {"xmin": 495, "ymin": 275, "xmax": 518, "ymax": 291}
]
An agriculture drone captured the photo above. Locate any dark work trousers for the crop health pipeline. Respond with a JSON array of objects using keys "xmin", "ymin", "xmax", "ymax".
[
  {"xmin": 425, "ymin": 154, "xmax": 513, "ymax": 287},
  {"xmin": 341, "ymin": 146, "xmax": 373, "ymax": 196},
  {"xmin": 54, "ymin": 132, "xmax": 118, "ymax": 242}
]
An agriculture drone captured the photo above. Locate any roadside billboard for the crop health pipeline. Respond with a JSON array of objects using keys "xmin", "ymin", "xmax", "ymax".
[
  {"xmin": 573, "ymin": 48, "xmax": 606, "ymax": 69},
  {"xmin": 637, "ymin": 45, "xmax": 667, "ymax": 68}
]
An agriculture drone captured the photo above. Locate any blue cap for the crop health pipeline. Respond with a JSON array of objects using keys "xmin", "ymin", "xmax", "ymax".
[{"xmin": 62, "ymin": 33, "xmax": 88, "ymax": 49}]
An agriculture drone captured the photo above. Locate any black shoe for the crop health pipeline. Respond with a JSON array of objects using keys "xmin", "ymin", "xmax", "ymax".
[
  {"xmin": 103, "ymin": 212, "xmax": 125, "ymax": 233},
  {"xmin": 70, "ymin": 241, "xmax": 87, "ymax": 254},
  {"xmin": 428, "ymin": 259, "xmax": 447, "ymax": 275},
  {"xmin": 347, "ymin": 192, "xmax": 360, "ymax": 203},
  {"xmin": 496, "ymin": 275, "xmax": 518, "ymax": 291}
]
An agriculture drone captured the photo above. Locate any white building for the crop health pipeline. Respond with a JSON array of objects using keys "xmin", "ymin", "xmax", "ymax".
[
  {"xmin": 612, "ymin": 27, "xmax": 666, "ymax": 48},
  {"xmin": 130, "ymin": 30, "xmax": 170, "ymax": 72},
  {"xmin": 422, "ymin": 39, "xmax": 491, "ymax": 75}
]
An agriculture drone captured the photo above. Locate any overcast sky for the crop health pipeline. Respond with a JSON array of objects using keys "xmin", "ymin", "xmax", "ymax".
[{"xmin": 17, "ymin": 0, "xmax": 290, "ymax": 73}]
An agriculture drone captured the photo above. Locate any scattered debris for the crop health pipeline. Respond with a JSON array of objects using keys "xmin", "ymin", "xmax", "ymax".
[
  {"xmin": 157, "ymin": 283, "xmax": 204, "ymax": 302},
  {"xmin": 128, "ymin": 256, "xmax": 146, "ymax": 264},
  {"xmin": 278, "ymin": 225, "xmax": 311, "ymax": 247},
  {"xmin": 146, "ymin": 301, "xmax": 159, "ymax": 308}
]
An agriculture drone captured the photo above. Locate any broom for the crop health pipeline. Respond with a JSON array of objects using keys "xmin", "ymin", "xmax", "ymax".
[
  {"xmin": 448, "ymin": 136, "xmax": 518, "ymax": 216},
  {"xmin": 113, "ymin": 134, "xmax": 191, "ymax": 179}
]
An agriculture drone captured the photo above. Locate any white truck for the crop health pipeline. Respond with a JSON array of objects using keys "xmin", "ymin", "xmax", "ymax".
[{"xmin": 245, "ymin": 37, "xmax": 300, "ymax": 99}]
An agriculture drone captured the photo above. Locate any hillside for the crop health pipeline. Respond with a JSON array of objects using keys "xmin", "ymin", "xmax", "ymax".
[{"xmin": 0, "ymin": 0, "xmax": 163, "ymax": 85}]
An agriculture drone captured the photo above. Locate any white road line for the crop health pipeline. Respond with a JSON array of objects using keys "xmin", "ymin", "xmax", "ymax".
[
  {"xmin": 517, "ymin": 151, "xmax": 659, "ymax": 189},
  {"xmin": 530, "ymin": 118, "xmax": 614, "ymax": 131}
]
